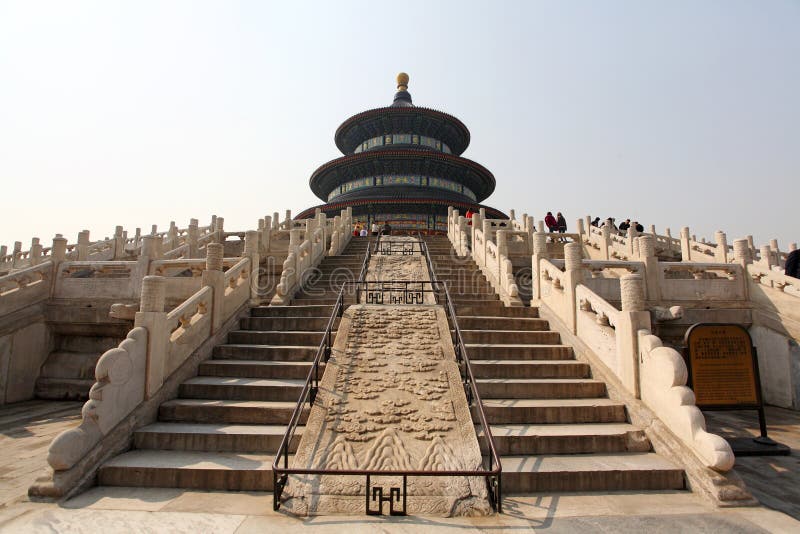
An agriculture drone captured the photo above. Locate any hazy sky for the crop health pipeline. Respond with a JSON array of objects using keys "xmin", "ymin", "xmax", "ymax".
[{"xmin": 1, "ymin": 1, "xmax": 798, "ymax": 251}]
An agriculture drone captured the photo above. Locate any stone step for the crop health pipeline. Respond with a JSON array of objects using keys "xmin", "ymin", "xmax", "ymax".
[
  {"xmin": 199, "ymin": 360, "xmax": 319, "ymax": 379},
  {"xmin": 460, "ymin": 330, "xmax": 560, "ymax": 344},
  {"xmin": 179, "ymin": 377, "xmax": 305, "ymax": 402},
  {"xmin": 291, "ymin": 297, "xmax": 352, "ymax": 306},
  {"xmin": 465, "ymin": 344, "xmax": 573, "ymax": 360},
  {"xmin": 134, "ymin": 422, "xmax": 302, "ymax": 453},
  {"xmin": 471, "ymin": 360, "xmax": 590, "ymax": 379},
  {"xmin": 159, "ymin": 399, "xmax": 308, "ymax": 425},
  {"xmin": 457, "ymin": 317, "xmax": 550, "ymax": 331},
  {"xmin": 250, "ymin": 305, "xmax": 333, "ymax": 318},
  {"xmin": 240, "ymin": 317, "xmax": 336, "ymax": 331},
  {"xmin": 477, "ymin": 398, "xmax": 627, "ymax": 424},
  {"xmin": 456, "ymin": 305, "xmax": 539, "ymax": 317},
  {"xmin": 98, "ymin": 450, "xmax": 280, "ymax": 491},
  {"xmin": 450, "ymin": 296, "xmax": 501, "ymax": 306},
  {"xmin": 477, "ymin": 378, "xmax": 606, "ymax": 399},
  {"xmin": 438, "ymin": 285, "xmax": 497, "ymax": 295},
  {"xmin": 213, "ymin": 344, "xmax": 317, "ymax": 361},
  {"xmin": 227, "ymin": 330, "xmax": 331, "ymax": 345},
  {"xmin": 34, "ymin": 377, "xmax": 94, "ymax": 401},
  {"xmin": 500, "ymin": 453, "xmax": 684, "ymax": 493},
  {"xmin": 480, "ymin": 423, "xmax": 650, "ymax": 455}
]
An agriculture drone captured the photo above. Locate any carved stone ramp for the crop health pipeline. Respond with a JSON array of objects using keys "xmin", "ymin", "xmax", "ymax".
[
  {"xmin": 424, "ymin": 234, "xmax": 685, "ymax": 494},
  {"xmin": 280, "ymin": 304, "xmax": 491, "ymax": 516},
  {"xmin": 92, "ymin": 238, "xmax": 369, "ymax": 492}
]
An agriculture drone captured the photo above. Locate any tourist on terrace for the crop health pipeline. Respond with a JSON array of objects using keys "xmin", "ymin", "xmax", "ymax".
[
  {"xmin": 381, "ymin": 222, "xmax": 392, "ymax": 236},
  {"xmin": 785, "ymin": 249, "xmax": 799, "ymax": 279},
  {"xmin": 556, "ymin": 212, "xmax": 567, "ymax": 242},
  {"xmin": 371, "ymin": 222, "xmax": 379, "ymax": 236},
  {"xmin": 619, "ymin": 219, "xmax": 631, "ymax": 233},
  {"xmin": 590, "ymin": 217, "xmax": 601, "ymax": 227},
  {"xmin": 353, "ymin": 225, "xmax": 360, "ymax": 237},
  {"xmin": 466, "ymin": 209, "xmax": 473, "ymax": 226},
  {"xmin": 544, "ymin": 212, "xmax": 557, "ymax": 232},
  {"xmin": 359, "ymin": 227, "xmax": 368, "ymax": 237},
  {"xmin": 603, "ymin": 217, "xmax": 618, "ymax": 233},
  {"xmin": 634, "ymin": 221, "xmax": 644, "ymax": 232}
]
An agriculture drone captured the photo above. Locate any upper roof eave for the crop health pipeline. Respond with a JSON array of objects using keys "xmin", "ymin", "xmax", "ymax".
[{"xmin": 334, "ymin": 106, "xmax": 471, "ymax": 155}]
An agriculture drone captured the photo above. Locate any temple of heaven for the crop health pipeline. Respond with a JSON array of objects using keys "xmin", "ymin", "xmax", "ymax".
[{"xmin": 296, "ymin": 73, "xmax": 507, "ymax": 233}]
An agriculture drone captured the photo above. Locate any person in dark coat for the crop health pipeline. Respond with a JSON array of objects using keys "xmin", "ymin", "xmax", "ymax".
[
  {"xmin": 619, "ymin": 219, "xmax": 631, "ymax": 232},
  {"xmin": 381, "ymin": 222, "xmax": 392, "ymax": 236},
  {"xmin": 785, "ymin": 249, "xmax": 800, "ymax": 279},
  {"xmin": 590, "ymin": 217, "xmax": 600, "ymax": 227},
  {"xmin": 634, "ymin": 221, "xmax": 644, "ymax": 232}
]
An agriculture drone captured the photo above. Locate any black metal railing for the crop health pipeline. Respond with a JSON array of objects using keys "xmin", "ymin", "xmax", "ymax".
[{"xmin": 271, "ymin": 237, "xmax": 502, "ymax": 515}]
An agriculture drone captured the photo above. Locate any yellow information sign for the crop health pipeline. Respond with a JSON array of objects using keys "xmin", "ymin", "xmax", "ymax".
[{"xmin": 686, "ymin": 324, "xmax": 759, "ymax": 407}]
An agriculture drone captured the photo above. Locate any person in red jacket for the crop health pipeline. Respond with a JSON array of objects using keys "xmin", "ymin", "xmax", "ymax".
[
  {"xmin": 544, "ymin": 212, "xmax": 557, "ymax": 232},
  {"xmin": 465, "ymin": 209, "xmax": 473, "ymax": 226}
]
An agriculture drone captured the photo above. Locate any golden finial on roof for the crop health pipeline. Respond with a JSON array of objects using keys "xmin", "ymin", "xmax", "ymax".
[{"xmin": 396, "ymin": 72, "xmax": 409, "ymax": 91}]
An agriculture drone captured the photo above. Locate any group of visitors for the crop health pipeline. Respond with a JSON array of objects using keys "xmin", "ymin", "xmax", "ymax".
[
  {"xmin": 353, "ymin": 222, "xmax": 392, "ymax": 237},
  {"xmin": 544, "ymin": 211, "xmax": 568, "ymax": 242},
  {"xmin": 590, "ymin": 216, "xmax": 643, "ymax": 235}
]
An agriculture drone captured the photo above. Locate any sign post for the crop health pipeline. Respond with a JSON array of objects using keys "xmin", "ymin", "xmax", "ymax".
[{"xmin": 684, "ymin": 323, "xmax": 789, "ymax": 455}]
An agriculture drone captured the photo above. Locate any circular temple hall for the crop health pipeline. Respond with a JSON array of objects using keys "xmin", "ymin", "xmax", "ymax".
[{"xmin": 297, "ymin": 73, "xmax": 507, "ymax": 233}]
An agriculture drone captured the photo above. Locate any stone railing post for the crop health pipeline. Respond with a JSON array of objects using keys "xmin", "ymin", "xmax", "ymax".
[
  {"xmin": 51, "ymin": 235, "xmax": 67, "ymax": 264},
  {"xmin": 509, "ymin": 209, "xmax": 516, "ymax": 221},
  {"xmin": 733, "ymin": 238, "xmax": 752, "ymax": 300},
  {"xmin": 113, "ymin": 225, "xmax": 125, "ymax": 260},
  {"xmin": 664, "ymin": 227, "xmax": 673, "ymax": 253},
  {"xmin": 600, "ymin": 225, "xmax": 611, "ymax": 260},
  {"xmin": 638, "ymin": 235, "xmax": 660, "ymax": 302},
  {"xmin": 532, "ymin": 231, "xmax": 549, "ymax": 300},
  {"xmin": 734, "ymin": 239, "xmax": 752, "ymax": 268},
  {"xmin": 715, "ymin": 231, "xmax": 729, "ymax": 263},
  {"xmin": 457, "ymin": 216, "xmax": 469, "ymax": 256},
  {"xmin": 680, "ymin": 227, "xmax": 692, "ymax": 262},
  {"xmin": 202, "ymin": 243, "xmax": 226, "ymax": 334},
  {"xmin": 187, "ymin": 222, "xmax": 199, "ymax": 258},
  {"xmin": 537, "ymin": 220, "xmax": 544, "ymax": 233},
  {"xmin": 627, "ymin": 226, "xmax": 639, "ymax": 257},
  {"xmin": 77, "ymin": 231, "xmax": 90, "ymax": 261},
  {"xmin": 283, "ymin": 210, "xmax": 292, "ymax": 229},
  {"xmin": 12, "ymin": 241, "xmax": 22, "ymax": 269},
  {"xmin": 167, "ymin": 221, "xmax": 178, "ymax": 251},
  {"xmin": 576, "ymin": 217, "xmax": 585, "ymax": 244},
  {"xmin": 134, "ymin": 276, "xmax": 169, "ymax": 398},
  {"xmin": 244, "ymin": 230, "xmax": 260, "ymax": 301},
  {"xmin": 563, "ymin": 242, "xmax": 584, "ymax": 334},
  {"xmin": 30, "ymin": 238, "xmax": 43, "ymax": 266},
  {"xmin": 49, "ymin": 235, "xmax": 68, "ymax": 295},
  {"xmin": 496, "ymin": 229, "xmax": 508, "ymax": 257},
  {"xmin": 759, "ymin": 245, "xmax": 774, "ymax": 269},
  {"xmin": 134, "ymin": 228, "xmax": 141, "ymax": 249},
  {"xmin": 215, "ymin": 217, "xmax": 225, "ymax": 244},
  {"xmin": 262, "ymin": 216, "xmax": 273, "ymax": 253},
  {"xmin": 289, "ymin": 228, "xmax": 303, "ymax": 254},
  {"xmin": 746, "ymin": 235, "xmax": 756, "ymax": 257},
  {"xmin": 618, "ymin": 274, "xmax": 651, "ymax": 398}
]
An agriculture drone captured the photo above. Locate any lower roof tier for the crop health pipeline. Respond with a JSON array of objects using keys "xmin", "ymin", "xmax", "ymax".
[
  {"xmin": 295, "ymin": 197, "xmax": 507, "ymax": 221},
  {"xmin": 309, "ymin": 150, "xmax": 496, "ymax": 203}
]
